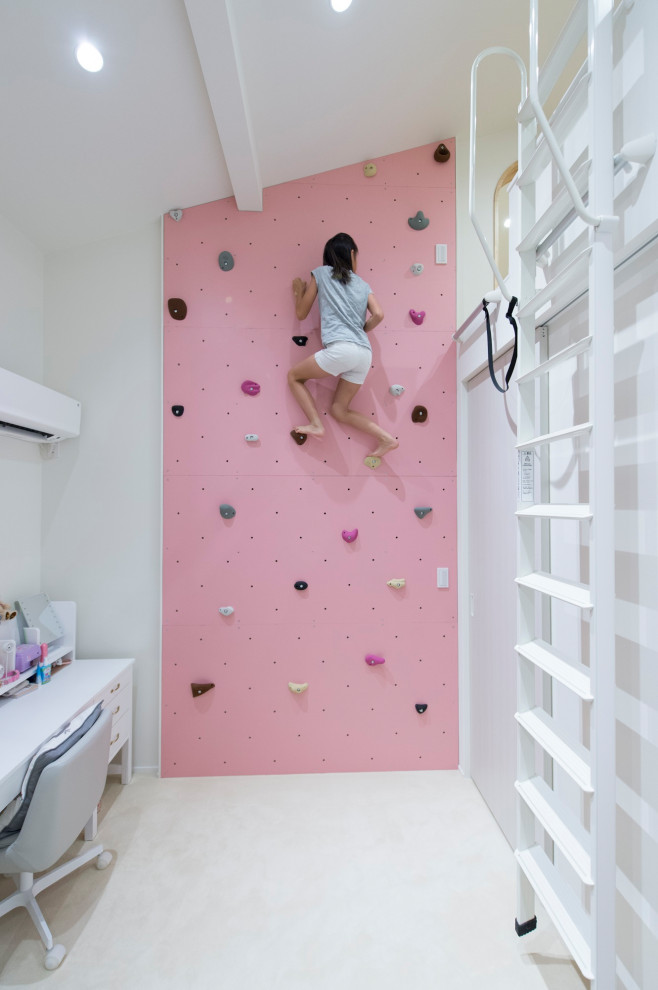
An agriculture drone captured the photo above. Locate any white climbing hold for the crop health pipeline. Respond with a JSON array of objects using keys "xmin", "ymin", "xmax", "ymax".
[
  {"xmin": 389, "ymin": 384, "xmax": 405, "ymax": 396},
  {"xmin": 410, "ymin": 263, "xmax": 424, "ymax": 276},
  {"xmin": 218, "ymin": 607, "xmax": 234, "ymax": 616},
  {"xmin": 288, "ymin": 682, "xmax": 308, "ymax": 694},
  {"xmin": 387, "ymin": 578, "xmax": 406, "ymax": 589},
  {"xmin": 245, "ymin": 434, "xmax": 259, "ymax": 442}
]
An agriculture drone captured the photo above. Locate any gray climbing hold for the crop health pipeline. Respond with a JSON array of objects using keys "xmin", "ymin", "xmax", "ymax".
[
  {"xmin": 410, "ymin": 263, "xmax": 424, "ymax": 276},
  {"xmin": 218, "ymin": 607, "xmax": 234, "ymax": 616},
  {"xmin": 408, "ymin": 211, "xmax": 430, "ymax": 230},
  {"xmin": 219, "ymin": 504, "xmax": 236, "ymax": 519},
  {"xmin": 415, "ymin": 703, "xmax": 428, "ymax": 714},
  {"xmin": 171, "ymin": 405, "xmax": 184, "ymax": 416},
  {"xmin": 389, "ymin": 384, "xmax": 405, "ymax": 396},
  {"xmin": 414, "ymin": 507, "xmax": 432, "ymax": 519},
  {"xmin": 218, "ymin": 251, "xmax": 234, "ymax": 271},
  {"xmin": 294, "ymin": 581, "xmax": 308, "ymax": 591}
]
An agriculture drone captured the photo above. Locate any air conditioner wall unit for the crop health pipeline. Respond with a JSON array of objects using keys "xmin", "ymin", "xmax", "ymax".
[{"xmin": 0, "ymin": 366, "xmax": 81, "ymax": 443}]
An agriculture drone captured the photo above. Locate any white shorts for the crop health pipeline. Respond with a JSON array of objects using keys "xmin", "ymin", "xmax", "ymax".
[{"xmin": 314, "ymin": 341, "xmax": 372, "ymax": 385}]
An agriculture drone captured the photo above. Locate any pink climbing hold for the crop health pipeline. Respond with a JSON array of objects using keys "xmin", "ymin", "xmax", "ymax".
[
  {"xmin": 342, "ymin": 529, "xmax": 358, "ymax": 543},
  {"xmin": 365, "ymin": 654, "xmax": 385, "ymax": 666},
  {"xmin": 241, "ymin": 380, "xmax": 261, "ymax": 396},
  {"xmin": 409, "ymin": 309, "xmax": 426, "ymax": 325}
]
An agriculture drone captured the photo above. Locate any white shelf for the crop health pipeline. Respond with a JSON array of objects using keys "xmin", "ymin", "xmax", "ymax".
[
  {"xmin": 515, "ymin": 707, "xmax": 593, "ymax": 792},
  {"xmin": 515, "ymin": 845, "xmax": 593, "ymax": 979},
  {"xmin": 516, "ymin": 776, "xmax": 593, "ymax": 885},
  {"xmin": 516, "ymin": 503, "xmax": 592, "ymax": 520},
  {"xmin": 515, "ymin": 639, "xmax": 593, "ymax": 700},
  {"xmin": 516, "ymin": 571, "xmax": 592, "ymax": 609}
]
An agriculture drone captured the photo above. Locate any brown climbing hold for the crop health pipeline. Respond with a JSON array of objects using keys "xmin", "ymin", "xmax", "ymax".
[
  {"xmin": 191, "ymin": 682, "xmax": 215, "ymax": 697},
  {"xmin": 411, "ymin": 405, "xmax": 428, "ymax": 423},
  {"xmin": 290, "ymin": 430, "xmax": 307, "ymax": 445},
  {"xmin": 168, "ymin": 298, "xmax": 187, "ymax": 320},
  {"xmin": 434, "ymin": 143, "xmax": 450, "ymax": 163}
]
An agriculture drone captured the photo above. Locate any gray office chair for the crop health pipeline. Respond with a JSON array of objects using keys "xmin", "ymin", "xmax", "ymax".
[{"xmin": 0, "ymin": 707, "xmax": 112, "ymax": 970}]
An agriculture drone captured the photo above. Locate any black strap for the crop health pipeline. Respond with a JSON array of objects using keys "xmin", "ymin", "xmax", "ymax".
[{"xmin": 483, "ymin": 295, "xmax": 518, "ymax": 393}]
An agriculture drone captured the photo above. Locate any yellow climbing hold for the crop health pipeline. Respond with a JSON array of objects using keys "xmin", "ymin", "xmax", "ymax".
[
  {"xmin": 288, "ymin": 682, "xmax": 309, "ymax": 694},
  {"xmin": 364, "ymin": 456, "xmax": 381, "ymax": 470},
  {"xmin": 387, "ymin": 578, "xmax": 406, "ymax": 589}
]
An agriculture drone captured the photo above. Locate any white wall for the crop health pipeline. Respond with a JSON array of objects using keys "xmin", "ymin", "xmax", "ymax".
[
  {"xmin": 0, "ymin": 213, "xmax": 44, "ymax": 600},
  {"xmin": 42, "ymin": 223, "xmax": 162, "ymax": 771}
]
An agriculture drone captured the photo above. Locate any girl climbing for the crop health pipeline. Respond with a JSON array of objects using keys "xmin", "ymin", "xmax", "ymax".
[{"xmin": 288, "ymin": 232, "xmax": 398, "ymax": 466}]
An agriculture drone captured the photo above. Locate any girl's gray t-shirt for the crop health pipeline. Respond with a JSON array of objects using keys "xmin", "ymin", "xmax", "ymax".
[{"xmin": 312, "ymin": 266, "xmax": 372, "ymax": 352}]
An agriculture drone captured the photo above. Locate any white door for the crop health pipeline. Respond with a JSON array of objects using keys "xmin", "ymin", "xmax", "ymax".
[{"xmin": 466, "ymin": 351, "xmax": 518, "ymax": 846}]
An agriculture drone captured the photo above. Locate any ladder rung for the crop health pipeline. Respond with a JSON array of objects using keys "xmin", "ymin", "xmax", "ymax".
[
  {"xmin": 518, "ymin": 248, "xmax": 591, "ymax": 320},
  {"xmin": 517, "ymin": 66, "xmax": 590, "ymax": 188},
  {"xmin": 515, "ymin": 708, "xmax": 593, "ymax": 792},
  {"xmin": 516, "ymin": 503, "xmax": 592, "ymax": 520},
  {"xmin": 517, "ymin": 160, "xmax": 591, "ymax": 253},
  {"xmin": 516, "ymin": 776, "xmax": 593, "ymax": 884},
  {"xmin": 515, "ymin": 639, "xmax": 593, "ymax": 700},
  {"xmin": 515, "ymin": 422, "xmax": 592, "ymax": 450},
  {"xmin": 516, "ymin": 336, "xmax": 592, "ymax": 384},
  {"xmin": 516, "ymin": 571, "xmax": 592, "ymax": 609},
  {"xmin": 515, "ymin": 846, "xmax": 593, "ymax": 979}
]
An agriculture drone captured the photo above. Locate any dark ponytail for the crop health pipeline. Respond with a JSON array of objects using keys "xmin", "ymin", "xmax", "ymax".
[{"xmin": 323, "ymin": 233, "xmax": 358, "ymax": 285}]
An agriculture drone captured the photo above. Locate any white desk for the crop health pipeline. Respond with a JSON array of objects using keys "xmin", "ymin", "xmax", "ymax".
[{"xmin": 0, "ymin": 658, "xmax": 134, "ymax": 814}]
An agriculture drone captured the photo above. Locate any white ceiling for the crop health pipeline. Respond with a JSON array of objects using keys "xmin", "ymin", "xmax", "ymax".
[{"xmin": 0, "ymin": 0, "xmax": 575, "ymax": 253}]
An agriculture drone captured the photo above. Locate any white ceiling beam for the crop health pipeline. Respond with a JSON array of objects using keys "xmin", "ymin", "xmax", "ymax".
[{"xmin": 183, "ymin": 0, "xmax": 262, "ymax": 211}]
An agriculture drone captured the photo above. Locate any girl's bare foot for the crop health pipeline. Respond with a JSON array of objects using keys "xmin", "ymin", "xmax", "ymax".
[
  {"xmin": 370, "ymin": 436, "xmax": 399, "ymax": 458},
  {"xmin": 295, "ymin": 424, "xmax": 324, "ymax": 438}
]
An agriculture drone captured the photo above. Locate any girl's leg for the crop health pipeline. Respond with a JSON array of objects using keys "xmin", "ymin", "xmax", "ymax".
[
  {"xmin": 330, "ymin": 379, "xmax": 399, "ymax": 457},
  {"xmin": 287, "ymin": 354, "xmax": 334, "ymax": 436}
]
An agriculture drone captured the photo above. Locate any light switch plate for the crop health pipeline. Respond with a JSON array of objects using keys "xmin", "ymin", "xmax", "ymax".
[{"xmin": 435, "ymin": 244, "xmax": 448, "ymax": 264}]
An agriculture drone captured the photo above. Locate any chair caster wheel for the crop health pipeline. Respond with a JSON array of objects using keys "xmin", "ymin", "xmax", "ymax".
[
  {"xmin": 96, "ymin": 851, "xmax": 113, "ymax": 870},
  {"xmin": 45, "ymin": 944, "xmax": 66, "ymax": 970}
]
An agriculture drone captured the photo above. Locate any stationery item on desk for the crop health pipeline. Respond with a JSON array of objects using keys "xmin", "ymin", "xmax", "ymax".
[
  {"xmin": 0, "ymin": 639, "xmax": 16, "ymax": 673},
  {"xmin": 15, "ymin": 643, "xmax": 41, "ymax": 674},
  {"xmin": 36, "ymin": 644, "xmax": 51, "ymax": 684}
]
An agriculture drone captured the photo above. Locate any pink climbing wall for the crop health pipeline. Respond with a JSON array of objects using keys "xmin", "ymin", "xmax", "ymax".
[{"xmin": 162, "ymin": 141, "xmax": 457, "ymax": 776}]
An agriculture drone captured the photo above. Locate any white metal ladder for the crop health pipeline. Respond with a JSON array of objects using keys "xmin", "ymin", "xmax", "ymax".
[
  {"xmin": 514, "ymin": 1, "xmax": 616, "ymax": 985},
  {"xmin": 468, "ymin": 1, "xmax": 624, "ymax": 985}
]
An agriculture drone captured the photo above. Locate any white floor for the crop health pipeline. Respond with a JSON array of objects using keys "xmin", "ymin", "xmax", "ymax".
[{"xmin": 0, "ymin": 770, "xmax": 587, "ymax": 990}]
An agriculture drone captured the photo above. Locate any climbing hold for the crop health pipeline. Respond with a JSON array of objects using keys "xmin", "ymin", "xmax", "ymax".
[
  {"xmin": 219, "ymin": 504, "xmax": 236, "ymax": 519},
  {"xmin": 415, "ymin": 703, "xmax": 428, "ymax": 714},
  {"xmin": 363, "ymin": 162, "xmax": 377, "ymax": 177},
  {"xmin": 342, "ymin": 529, "xmax": 358, "ymax": 543},
  {"xmin": 409, "ymin": 309, "xmax": 426, "ymax": 325},
  {"xmin": 169, "ymin": 209, "xmax": 183, "ymax": 222},
  {"xmin": 191, "ymin": 682, "xmax": 215, "ymax": 697},
  {"xmin": 290, "ymin": 430, "xmax": 307, "ymax": 446},
  {"xmin": 241, "ymin": 380, "xmax": 260, "ymax": 396},
  {"xmin": 389, "ymin": 384, "xmax": 405, "ymax": 397},
  {"xmin": 411, "ymin": 405, "xmax": 428, "ymax": 423},
  {"xmin": 288, "ymin": 682, "xmax": 309, "ymax": 694},
  {"xmin": 410, "ymin": 263, "xmax": 424, "ymax": 276},
  {"xmin": 245, "ymin": 434, "xmax": 259, "ymax": 442},
  {"xmin": 168, "ymin": 298, "xmax": 187, "ymax": 320},
  {"xmin": 171, "ymin": 405, "xmax": 184, "ymax": 417},
  {"xmin": 365, "ymin": 654, "xmax": 385, "ymax": 666},
  {"xmin": 434, "ymin": 143, "xmax": 451, "ymax": 163},
  {"xmin": 292, "ymin": 336, "xmax": 308, "ymax": 346},
  {"xmin": 294, "ymin": 581, "xmax": 308, "ymax": 591},
  {"xmin": 218, "ymin": 251, "xmax": 234, "ymax": 271},
  {"xmin": 414, "ymin": 507, "xmax": 432, "ymax": 519},
  {"xmin": 387, "ymin": 578, "xmax": 406, "ymax": 589},
  {"xmin": 408, "ymin": 211, "xmax": 430, "ymax": 230},
  {"xmin": 218, "ymin": 607, "xmax": 234, "ymax": 616},
  {"xmin": 364, "ymin": 456, "xmax": 381, "ymax": 470}
]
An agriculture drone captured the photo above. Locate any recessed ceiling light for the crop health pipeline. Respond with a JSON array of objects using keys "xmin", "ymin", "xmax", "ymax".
[
  {"xmin": 76, "ymin": 42, "xmax": 103, "ymax": 73},
  {"xmin": 331, "ymin": 0, "xmax": 353, "ymax": 11}
]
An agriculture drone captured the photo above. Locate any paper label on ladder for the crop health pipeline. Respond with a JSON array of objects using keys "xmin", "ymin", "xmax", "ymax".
[{"xmin": 517, "ymin": 450, "xmax": 534, "ymax": 502}]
